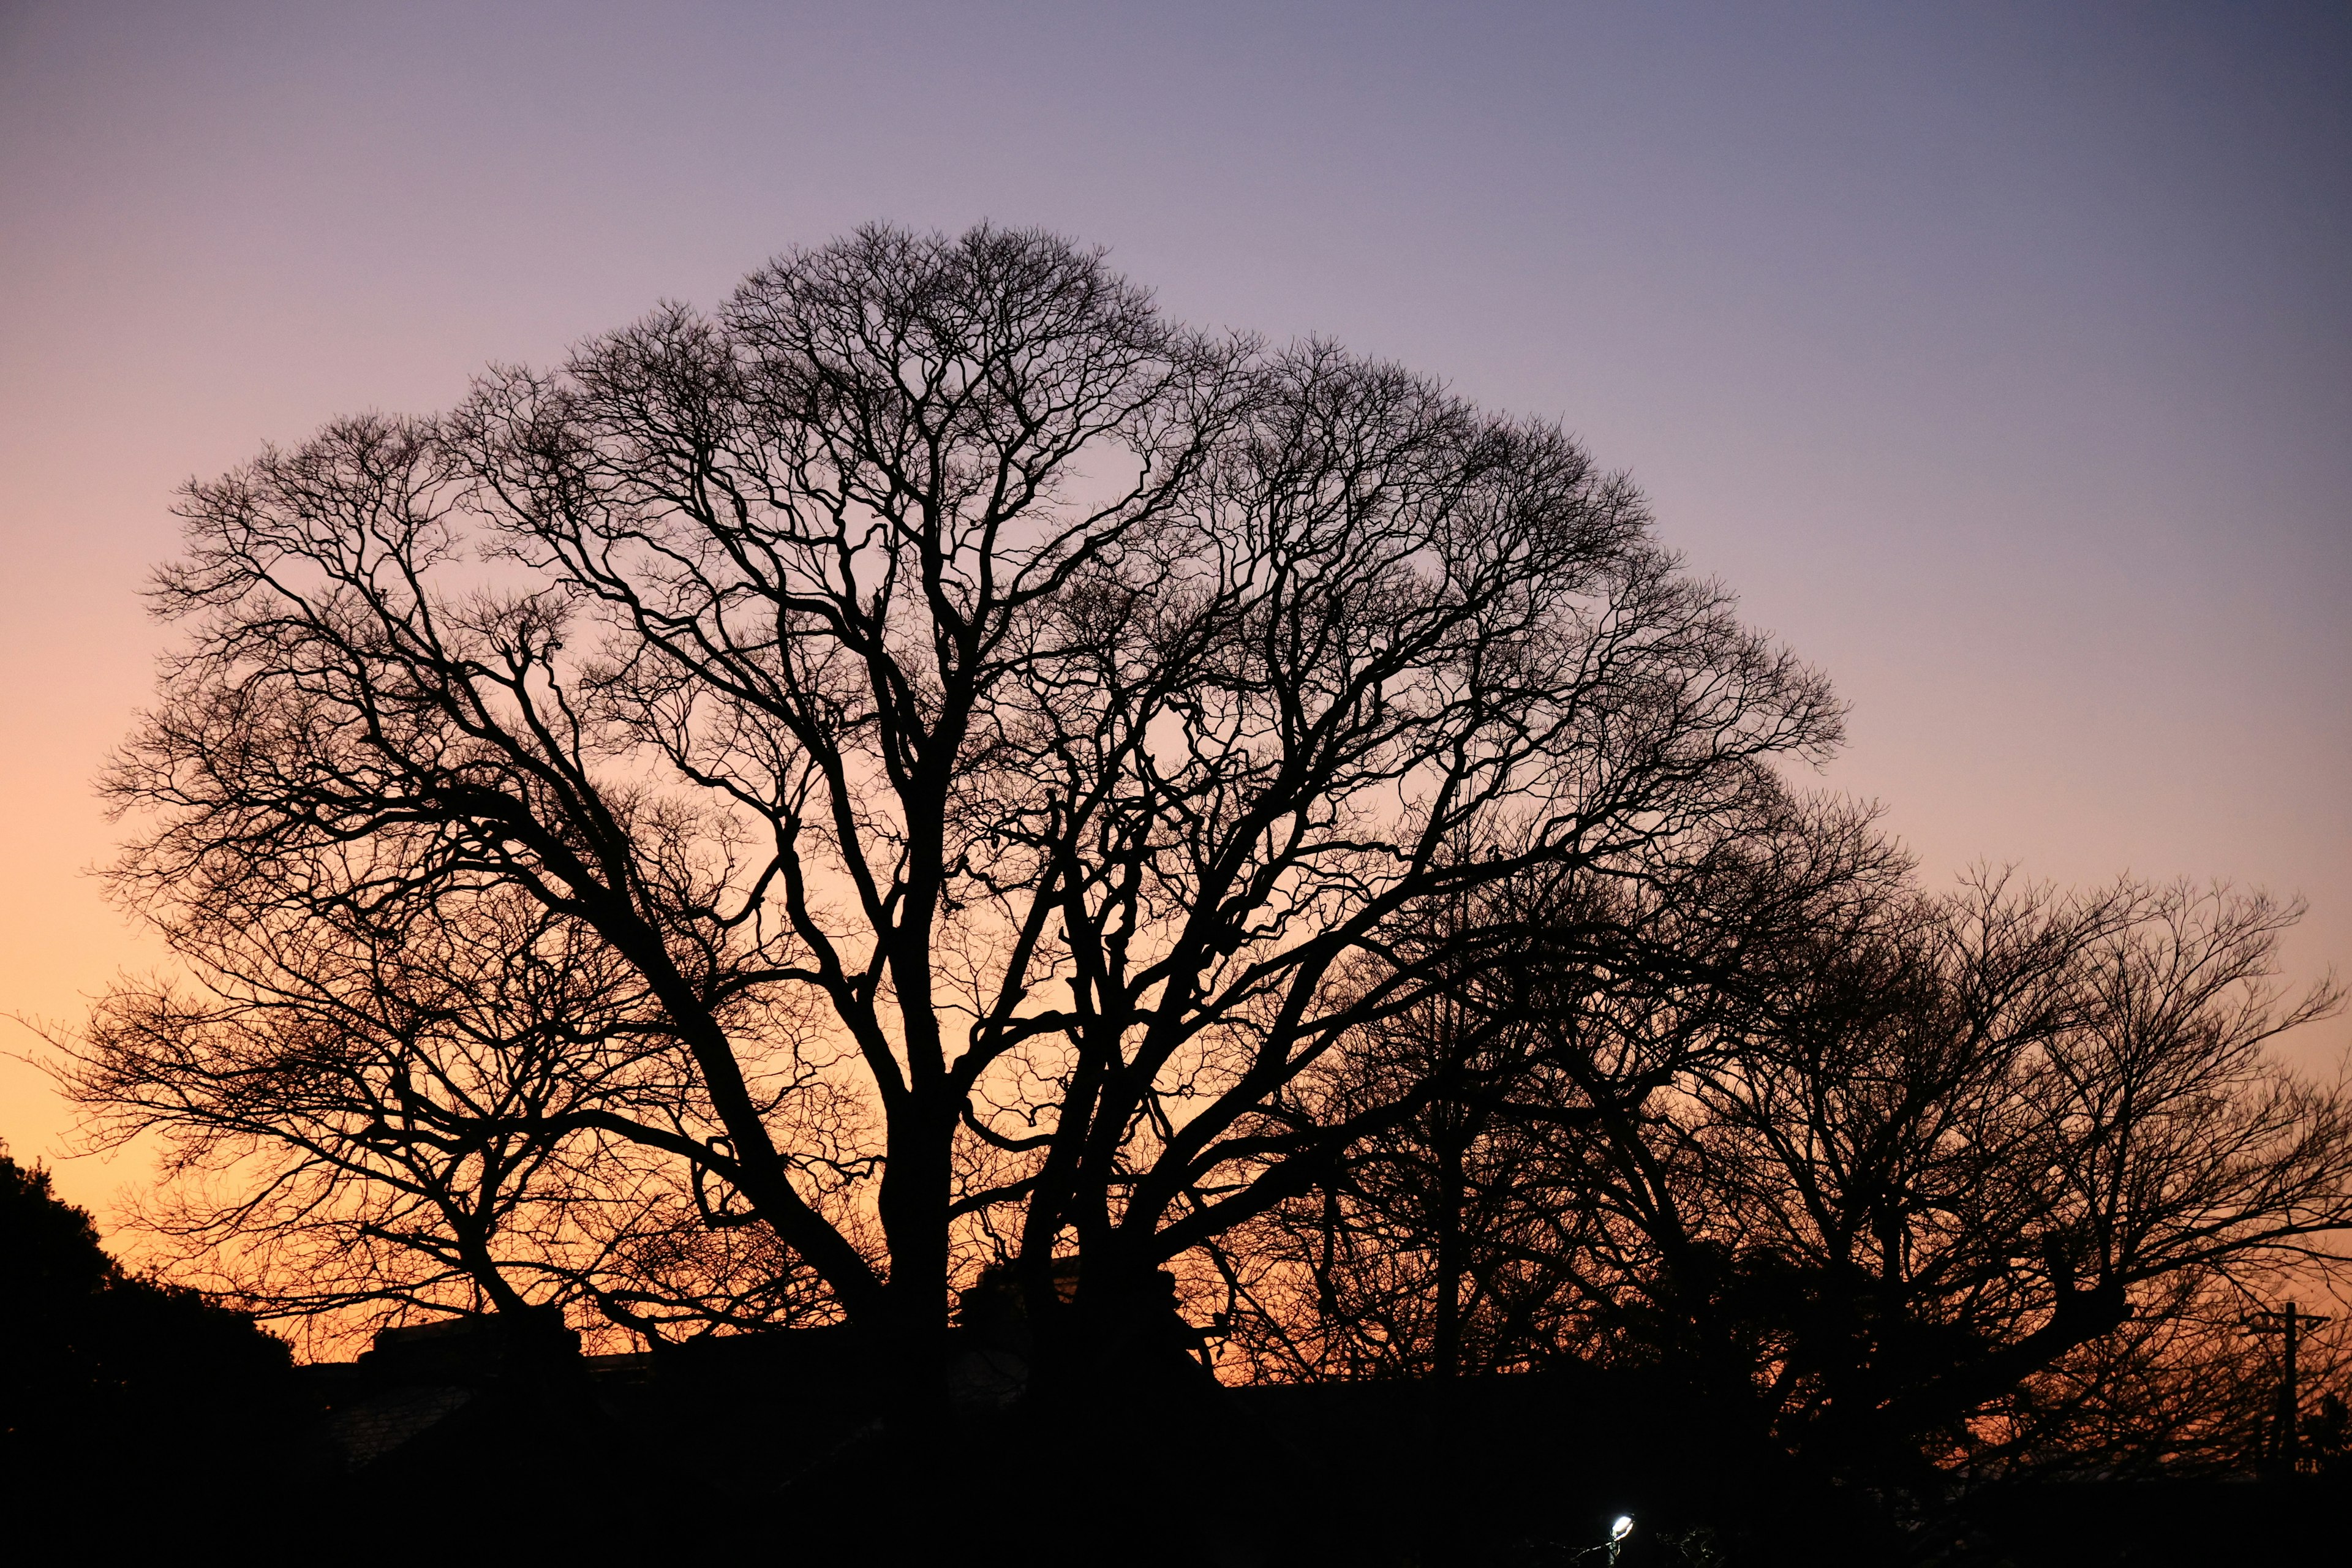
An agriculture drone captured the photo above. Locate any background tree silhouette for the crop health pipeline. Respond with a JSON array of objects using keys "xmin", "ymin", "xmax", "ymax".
[
  {"xmin": 58, "ymin": 888, "xmax": 837, "ymax": 1354},
  {"xmin": 1224, "ymin": 870, "xmax": 2352, "ymax": 1490}
]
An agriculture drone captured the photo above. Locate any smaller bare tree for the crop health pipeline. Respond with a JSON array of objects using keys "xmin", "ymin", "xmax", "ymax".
[
  {"xmin": 1218, "ymin": 792, "xmax": 1906, "ymax": 1382},
  {"xmin": 55, "ymin": 884, "xmax": 853, "ymax": 1352},
  {"xmin": 1230, "ymin": 865, "xmax": 2352, "ymax": 1485}
]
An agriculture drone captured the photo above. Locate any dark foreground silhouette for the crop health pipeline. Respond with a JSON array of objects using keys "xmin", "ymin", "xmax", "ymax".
[
  {"xmin": 2, "ymin": 1162, "xmax": 2341, "ymax": 1564},
  {"xmin": 0, "ymin": 1154, "xmax": 313, "ymax": 1542},
  {"xmin": 269, "ymin": 1317, "xmax": 2352, "ymax": 1564}
]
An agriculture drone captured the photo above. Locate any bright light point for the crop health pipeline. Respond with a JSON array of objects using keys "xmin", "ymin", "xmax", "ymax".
[{"xmin": 1611, "ymin": 1515, "xmax": 1634, "ymax": 1542}]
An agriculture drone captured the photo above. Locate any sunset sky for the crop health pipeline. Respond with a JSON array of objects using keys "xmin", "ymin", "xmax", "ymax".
[{"xmin": 3, "ymin": 1, "xmax": 2346, "ymax": 1224}]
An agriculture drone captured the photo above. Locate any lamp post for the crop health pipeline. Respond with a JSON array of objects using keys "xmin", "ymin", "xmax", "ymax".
[{"xmin": 1607, "ymin": 1513, "xmax": 1634, "ymax": 1564}]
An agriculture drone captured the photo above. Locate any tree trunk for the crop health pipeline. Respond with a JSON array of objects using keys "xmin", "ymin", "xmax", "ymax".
[{"xmin": 1435, "ymin": 1126, "xmax": 1464, "ymax": 1379}]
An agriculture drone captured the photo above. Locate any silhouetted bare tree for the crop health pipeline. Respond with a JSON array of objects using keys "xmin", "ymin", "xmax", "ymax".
[
  {"xmin": 89, "ymin": 224, "xmax": 1841, "ymax": 1403},
  {"xmin": 1234, "ymin": 867, "xmax": 2352, "ymax": 1484},
  {"xmin": 57, "ymin": 888, "xmax": 841, "ymax": 1352},
  {"xmin": 1683, "ymin": 878, "xmax": 2349, "ymax": 1481},
  {"xmin": 1218, "ymin": 793, "xmax": 1904, "ymax": 1382}
]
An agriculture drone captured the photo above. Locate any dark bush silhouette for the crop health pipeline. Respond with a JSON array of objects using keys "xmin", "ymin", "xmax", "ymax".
[{"xmin": 0, "ymin": 1149, "xmax": 307, "ymax": 1536}]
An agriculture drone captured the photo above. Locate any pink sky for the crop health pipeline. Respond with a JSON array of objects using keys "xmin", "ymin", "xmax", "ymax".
[{"xmin": 3, "ymin": 1, "xmax": 2346, "ymax": 1224}]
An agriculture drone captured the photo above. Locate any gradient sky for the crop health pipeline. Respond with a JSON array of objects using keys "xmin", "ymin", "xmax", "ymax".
[{"xmin": 3, "ymin": 1, "xmax": 2347, "ymax": 1222}]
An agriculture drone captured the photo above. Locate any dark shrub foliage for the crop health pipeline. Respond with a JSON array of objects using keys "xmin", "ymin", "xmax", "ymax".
[{"xmin": 1, "ymin": 1150, "xmax": 307, "ymax": 1536}]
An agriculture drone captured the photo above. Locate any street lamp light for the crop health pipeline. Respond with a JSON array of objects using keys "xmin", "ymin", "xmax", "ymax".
[{"xmin": 1608, "ymin": 1514, "xmax": 1634, "ymax": 1563}]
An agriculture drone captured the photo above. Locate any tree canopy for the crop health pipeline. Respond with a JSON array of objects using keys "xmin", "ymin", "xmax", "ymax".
[{"xmin": 80, "ymin": 223, "xmax": 1839, "ymax": 1370}]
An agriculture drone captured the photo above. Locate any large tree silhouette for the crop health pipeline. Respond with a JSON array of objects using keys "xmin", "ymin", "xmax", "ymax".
[{"xmin": 87, "ymin": 224, "xmax": 1838, "ymax": 1402}]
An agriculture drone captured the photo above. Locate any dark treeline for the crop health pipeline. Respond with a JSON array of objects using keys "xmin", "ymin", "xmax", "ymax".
[{"xmin": 29, "ymin": 224, "xmax": 2352, "ymax": 1562}]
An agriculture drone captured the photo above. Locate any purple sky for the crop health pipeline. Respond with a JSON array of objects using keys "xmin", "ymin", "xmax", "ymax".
[{"xmin": 4, "ymin": 1, "xmax": 2347, "ymax": 1216}]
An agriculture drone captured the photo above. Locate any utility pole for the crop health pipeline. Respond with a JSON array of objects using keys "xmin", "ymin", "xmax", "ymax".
[{"xmin": 2243, "ymin": 1301, "xmax": 2329, "ymax": 1477}]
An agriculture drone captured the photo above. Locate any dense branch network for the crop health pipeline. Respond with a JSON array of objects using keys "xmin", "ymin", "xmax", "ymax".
[{"xmin": 59, "ymin": 226, "xmax": 2350, "ymax": 1481}]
